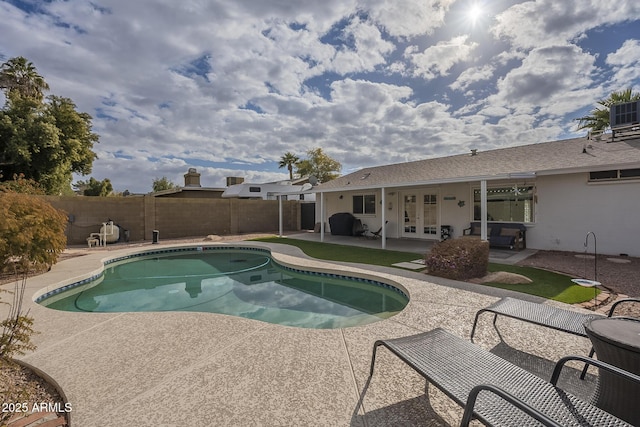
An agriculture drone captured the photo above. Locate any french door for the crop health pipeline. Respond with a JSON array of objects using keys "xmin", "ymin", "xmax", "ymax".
[{"xmin": 402, "ymin": 191, "xmax": 439, "ymax": 239}]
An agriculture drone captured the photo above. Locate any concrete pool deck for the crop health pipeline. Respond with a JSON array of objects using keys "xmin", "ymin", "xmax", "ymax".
[{"xmin": 7, "ymin": 240, "xmax": 597, "ymax": 426}]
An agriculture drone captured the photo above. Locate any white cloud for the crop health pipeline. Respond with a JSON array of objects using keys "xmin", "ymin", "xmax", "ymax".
[
  {"xmin": 491, "ymin": 0, "xmax": 640, "ymax": 50},
  {"xmin": 405, "ymin": 35, "xmax": 478, "ymax": 80},
  {"xmin": 1, "ymin": 0, "xmax": 639, "ymax": 193},
  {"xmin": 606, "ymin": 39, "xmax": 640, "ymax": 89},
  {"xmin": 449, "ymin": 64, "xmax": 495, "ymax": 92},
  {"xmin": 361, "ymin": 0, "xmax": 456, "ymax": 38},
  {"xmin": 482, "ymin": 45, "xmax": 598, "ymax": 116}
]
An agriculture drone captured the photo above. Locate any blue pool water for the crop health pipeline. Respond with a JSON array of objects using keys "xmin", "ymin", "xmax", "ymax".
[{"xmin": 38, "ymin": 247, "xmax": 408, "ymax": 329}]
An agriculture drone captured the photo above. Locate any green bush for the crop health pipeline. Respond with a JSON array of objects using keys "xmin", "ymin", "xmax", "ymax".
[
  {"xmin": 424, "ymin": 238, "xmax": 489, "ymax": 280},
  {"xmin": 0, "ymin": 192, "xmax": 67, "ymax": 272},
  {"xmin": 0, "ymin": 192, "xmax": 64, "ymax": 359}
]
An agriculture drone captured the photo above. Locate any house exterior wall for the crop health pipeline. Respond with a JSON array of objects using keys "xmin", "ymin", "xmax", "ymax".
[
  {"xmin": 317, "ymin": 175, "xmax": 640, "ymax": 256},
  {"xmin": 531, "ymin": 173, "xmax": 640, "ymax": 256},
  {"xmin": 319, "ymin": 183, "xmax": 473, "ymax": 239},
  {"xmin": 44, "ymin": 195, "xmax": 300, "ymax": 245}
]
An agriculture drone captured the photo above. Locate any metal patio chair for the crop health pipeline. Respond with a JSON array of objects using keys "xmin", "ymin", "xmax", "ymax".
[{"xmin": 368, "ymin": 328, "xmax": 639, "ymax": 426}]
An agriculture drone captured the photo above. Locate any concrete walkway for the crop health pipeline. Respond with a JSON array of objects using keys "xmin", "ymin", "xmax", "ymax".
[{"xmin": 6, "ymin": 239, "xmax": 595, "ymax": 426}]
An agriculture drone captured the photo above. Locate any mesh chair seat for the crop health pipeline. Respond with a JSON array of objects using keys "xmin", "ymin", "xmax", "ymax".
[
  {"xmin": 470, "ymin": 297, "xmax": 602, "ymax": 342},
  {"xmin": 370, "ymin": 328, "xmax": 634, "ymax": 426}
]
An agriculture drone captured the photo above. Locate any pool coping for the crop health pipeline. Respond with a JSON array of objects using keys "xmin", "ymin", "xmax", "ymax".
[{"xmin": 4, "ymin": 240, "xmax": 597, "ymax": 426}]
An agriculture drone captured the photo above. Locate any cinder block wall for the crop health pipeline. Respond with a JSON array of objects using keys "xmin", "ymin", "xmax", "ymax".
[
  {"xmin": 45, "ymin": 196, "xmax": 146, "ymax": 243},
  {"xmin": 43, "ymin": 195, "xmax": 301, "ymax": 245}
]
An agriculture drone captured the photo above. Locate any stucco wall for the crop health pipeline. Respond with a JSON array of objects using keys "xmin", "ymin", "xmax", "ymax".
[
  {"xmin": 316, "ymin": 175, "xmax": 640, "ymax": 256},
  {"xmin": 319, "ymin": 183, "xmax": 474, "ymax": 239},
  {"xmin": 44, "ymin": 195, "xmax": 301, "ymax": 245},
  {"xmin": 531, "ymin": 173, "xmax": 640, "ymax": 256}
]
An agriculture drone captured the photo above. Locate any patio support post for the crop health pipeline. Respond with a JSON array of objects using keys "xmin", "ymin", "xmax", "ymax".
[
  {"xmin": 480, "ymin": 179, "xmax": 488, "ymax": 241},
  {"xmin": 278, "ymin": 195, "xmax": 283, "ymax": 237},
  {"xmin": 381, "ymin": 187, "xmax": 386, "ymax": 249},
  {"xmin": 320, "ymin": 192, "xmax": 325, "ymax": 242}
]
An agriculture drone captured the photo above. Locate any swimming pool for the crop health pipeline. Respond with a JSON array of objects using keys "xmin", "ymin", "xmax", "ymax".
[{"xmin": 37, "ymin": 246, "xmax": 409, "ymax": 329}]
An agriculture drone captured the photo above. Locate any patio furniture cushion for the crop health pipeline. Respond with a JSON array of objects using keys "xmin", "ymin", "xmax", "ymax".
[
  {"xmin": 463, "ymin": 222, "xmax": 526, "ymax": 249},
  {"xmin": 369, "ymin": 328, "xmax": 635, "ymax": 426}
]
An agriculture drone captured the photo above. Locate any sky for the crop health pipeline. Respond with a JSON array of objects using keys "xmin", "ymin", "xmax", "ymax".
[{"xmin": 1, "ymin": 0, "xmax": 640, "ymax": 193}]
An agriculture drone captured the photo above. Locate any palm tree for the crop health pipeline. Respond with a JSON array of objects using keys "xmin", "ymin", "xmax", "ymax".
[
  {"xmin": 0, "ymin": 56, "xmax": 50, "ymax": 101},
  {"xmin": 278, "ymin": 152, "xmax": 299, "ymax": 180},
  {"xmin": 576, "ymin": 88, "xmax": 640, "ymax": 133}
]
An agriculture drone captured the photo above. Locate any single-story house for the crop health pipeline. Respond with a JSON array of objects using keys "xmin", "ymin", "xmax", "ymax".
[
  {"xmin": 312, "ymin": 133, "xmax": 640, "ymax": 257},
  {"xmin": 152, "ymin": 168, "xmax": 226, "ymax": 198},
  {"xmin": 222, "ymin": 177, "xmax": 315, "ymax": 201}
]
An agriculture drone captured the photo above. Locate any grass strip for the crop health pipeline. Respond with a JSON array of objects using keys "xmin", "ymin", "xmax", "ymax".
[{"xmin": 252, "ymin": 237, "xmax": 597, "ymax": 304}]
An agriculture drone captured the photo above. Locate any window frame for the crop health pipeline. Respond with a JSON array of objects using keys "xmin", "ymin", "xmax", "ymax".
[
  {"xmin": 472, "ymin": 185, "xmax": 535, "ymax": 223},
  {"xmin": 589, "ymin": 168, "xmax": 640, "ymax": 182},
  {"xmin": 352, "ymin": 194, "xmax": 376, "ymax": 215}
]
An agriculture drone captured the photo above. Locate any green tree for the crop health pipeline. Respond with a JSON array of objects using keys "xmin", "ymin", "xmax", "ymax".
[
  {"xmin": 0, "ymin": 93, "xmax": 98, "ymax": 194},
  {"xmin": 74, "ymin": 177, "xmax": 113, "ymax": 196},
  {"xmin": 0, "ymin": 57, "xmax": 98, "ymax": 195},
  {"xmin": 295, "ymin": 148, "xmax": 342, "ymax": 183},
  {"xmin": 278, "ymin": 152, "xmax": 299, "ymax": 180},
  {"xmin": 576, "ymin": 88, "xmax": 640, "ymax": 132},
  {"xmin": 152, "ymin": 176, "xmax": 177, "ymax": 192},
  {"xmin": 0, "ymin": 56, "xmax": 49, "ymax": 101}
]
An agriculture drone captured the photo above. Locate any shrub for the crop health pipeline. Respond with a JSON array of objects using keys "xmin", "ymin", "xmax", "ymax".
[
  {"xmin": 0, "ymin": 192, "xmax": 65, "ymax": 359},
  {"xmin": 0, "ymin": 192, "xmax": 67, "ymax": 272},
  {"xmin": 424, "ymin": 238, "xmax": 489, "ymax": 280}
]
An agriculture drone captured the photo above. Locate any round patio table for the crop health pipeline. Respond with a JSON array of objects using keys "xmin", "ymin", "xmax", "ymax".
[{"xmin": 584, "ymin": 317, "xmax": 640, "ymax": 426}]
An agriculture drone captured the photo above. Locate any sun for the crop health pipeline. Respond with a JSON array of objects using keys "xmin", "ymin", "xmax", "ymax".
[{"xmin": 467, "ymin": 4, "xmax": 483, "ymax": 26}]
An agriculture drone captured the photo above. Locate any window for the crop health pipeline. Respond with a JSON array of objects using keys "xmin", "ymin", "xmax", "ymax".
[
  {"xmin": 353, "ymin": 194, "xmax": 376, "ymax": 214},
  {"xmin": 473, "ymin": 186, "xmax": 534, "ymax": 222},
  {"xmin": 249, "ymin": 186, "xmax": 261, "ymax": 193},
  {"xmin": 589, "ymin": 168, "xmax": 640, "ymax": 181}
]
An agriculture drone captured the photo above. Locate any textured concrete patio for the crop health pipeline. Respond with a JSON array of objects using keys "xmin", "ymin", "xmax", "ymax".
[{"xmin": 9, "ymin": 240, "xmax": 596, "ymax": 426}]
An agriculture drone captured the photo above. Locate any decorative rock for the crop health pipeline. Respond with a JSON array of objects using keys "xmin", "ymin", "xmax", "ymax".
[
  {"xmin": 607, "ymin": 258, "xmax": 631, "ymax": 264},
  {"xmin": 472, "ymin": 271, "xmax": 533, "ymax": 285},
  {"xmin": 203, "ymin": 234, "xmax": 223, "ymax": 241}
]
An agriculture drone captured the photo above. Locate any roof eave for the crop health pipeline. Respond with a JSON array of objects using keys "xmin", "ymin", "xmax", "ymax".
[{"xmin": 313, "ymin": 172, "xmax": 537, "ymax": 193}]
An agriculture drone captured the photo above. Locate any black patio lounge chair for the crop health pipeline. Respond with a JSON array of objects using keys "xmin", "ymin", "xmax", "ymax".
[
  {"xmin": 469, "ymin": 296, "xmax": 640, "ymax": 343},
  {"xmin": 368, "ymin": 328, "xmax": 640, "ymax": 426}
]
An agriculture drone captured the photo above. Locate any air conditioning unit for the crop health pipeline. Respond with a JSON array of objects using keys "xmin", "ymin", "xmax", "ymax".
[{"xmin": 610, "ymin": 100, "xmax": 640, "ymax": 128}]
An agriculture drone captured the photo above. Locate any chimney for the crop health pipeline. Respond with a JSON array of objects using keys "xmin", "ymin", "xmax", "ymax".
[
  {"xmin": 184, "ymin": 168, "xmax": 201, "ymax": 187},
  {"xmin": 226, "ymin": 177, "xmax": 244, "ymax": 186}
]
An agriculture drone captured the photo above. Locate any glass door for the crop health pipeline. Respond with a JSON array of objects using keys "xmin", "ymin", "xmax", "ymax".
[
  {"xmin": 402, "ymin": 191, "xmax": 439, "ymax": 238},
  {"xmin": 423, "ymin": 194, "xmax": 438, "ymax": 236},
  {"xmin": 403, "ymin": 194, "xmax": 417, "ymax": 236}
]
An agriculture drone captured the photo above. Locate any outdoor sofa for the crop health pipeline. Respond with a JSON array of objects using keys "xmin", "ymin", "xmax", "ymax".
[{"xmin": 463, "ymin": 222, "xmax": 526, "ymax": 250}]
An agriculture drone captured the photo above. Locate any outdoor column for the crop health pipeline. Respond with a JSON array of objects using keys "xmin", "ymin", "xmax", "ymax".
[
  {"xmin": 278, "ymin": 195, "xmax": 283, "ymax": 237},
  {"xmin": 320, "ymin": 192, "xmax": 325, "ymax": 242},
  {"xmin": 381, "ymin": 187, "xmax": 386, "ymax": 249},
  {"xmin": 480, "ymin": 179, "xmax": 488, "ymax": 241}
]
